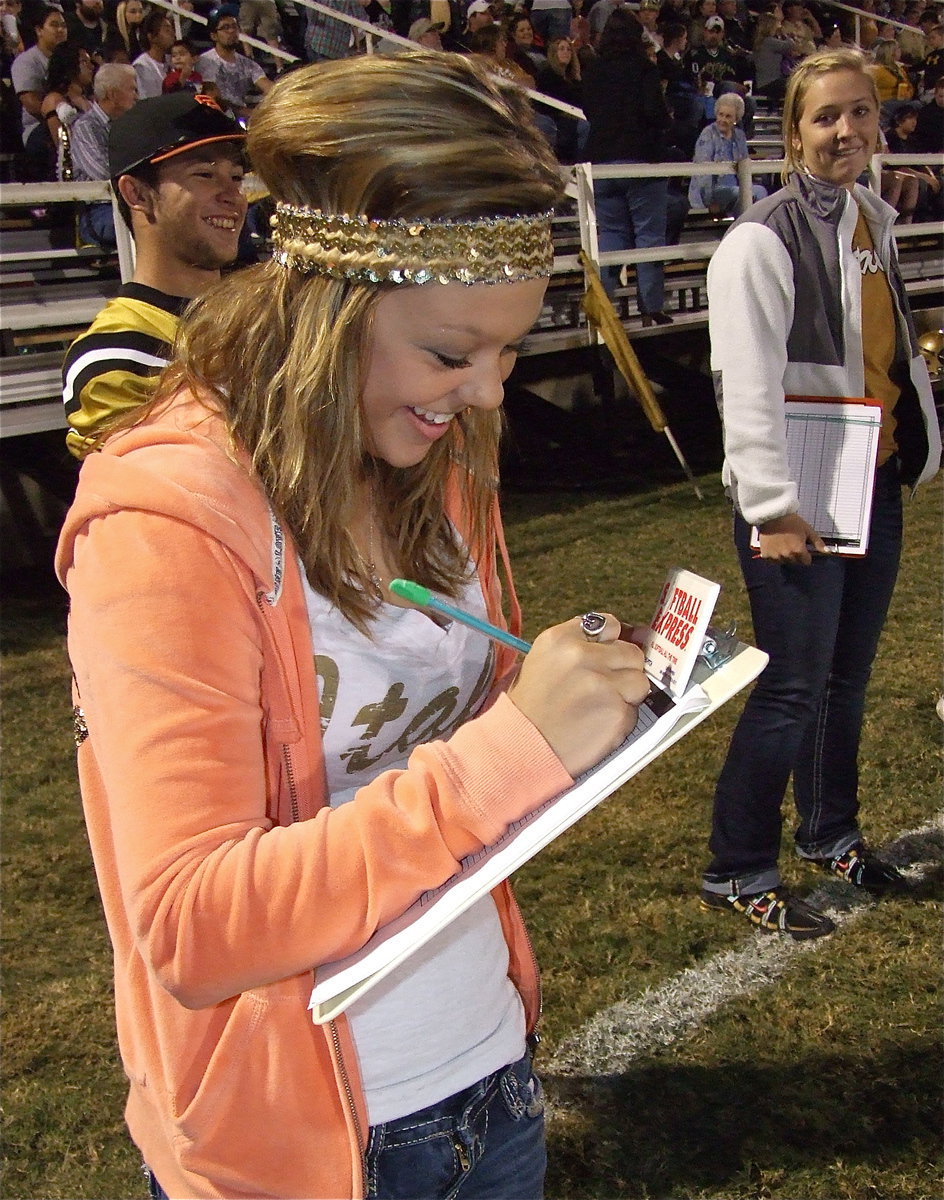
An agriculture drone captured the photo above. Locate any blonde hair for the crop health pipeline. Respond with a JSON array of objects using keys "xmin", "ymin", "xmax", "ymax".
[
  {"xmin": 162, "ymin": 52, "xmax": 564, "ymax": 633},
  {"xmin": 752, "ymin": 12, "xmax": 781, "ymax": 50},
  {"xmin": 781, "ymin": 48, "xmax": 879, "ymax": 181},
  {"xmin": 870, "ymin": 37, "xmax": 900, "ymax": 67},
  {"xmin": 115, "ymin": 0, "xmax": 143, "ymax": 53}
]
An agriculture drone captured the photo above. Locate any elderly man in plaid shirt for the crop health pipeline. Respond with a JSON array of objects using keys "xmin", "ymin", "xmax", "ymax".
[{"xmin": 306, "ymin": 0, "xmax": 367, "ymax": 61}]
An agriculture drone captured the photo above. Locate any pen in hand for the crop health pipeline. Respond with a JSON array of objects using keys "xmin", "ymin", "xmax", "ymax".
[{"xmin": 389, "ymin": 578, "xmax": 532, "ymax": 655}]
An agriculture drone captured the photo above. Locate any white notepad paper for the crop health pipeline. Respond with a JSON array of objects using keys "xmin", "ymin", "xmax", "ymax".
[{"xmin": 751, "ymin": 397, "xmax": 882, "ymax": 557}]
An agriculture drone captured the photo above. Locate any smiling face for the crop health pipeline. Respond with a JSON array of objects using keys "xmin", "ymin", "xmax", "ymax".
[
  {"xmin": 512, "ymin": 17, "xmax": 533, "ymax": 46},
  {"xmin": 149, "ymin": 145, "xmax": 247, "ymax": 269},
  {"xmin": 714, "ymin": 100, "xmax": 738, "ymax": 136},
  {"xmin": 359, "ymin": 277, "xmax": 547, "ymax": 469},
  {"xmin": 793, "ymin": 68, "xmax": 880, "ymax": 191}
]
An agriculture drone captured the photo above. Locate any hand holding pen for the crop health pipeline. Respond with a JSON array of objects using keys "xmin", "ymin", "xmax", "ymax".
[
  {"xmin": 506, "ymin": 612, "xmax": 650, "ymax": 778},
  {"xmin": 391, "ymin": 581, "xmax": 650, "ymax": 780},
  {"xmin": 756, "ymin": 513, "xmax": 830, "ymax": 566}
]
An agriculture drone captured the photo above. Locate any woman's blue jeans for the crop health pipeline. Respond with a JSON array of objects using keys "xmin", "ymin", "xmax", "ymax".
[
  {"xmin": 704, "ymin": 459, "xmax": 903, "ymax": 895},
  {"xmin": 145, "ymin": 1051, "xmax": 545, "ymax": 1200},
  {"xmin": 365, "ymin": 1051, "xmax": 545, "ymax": 1199},
  {"xmin": 594, "ymin": 171, "xmax": 668, "ymax": 314}
]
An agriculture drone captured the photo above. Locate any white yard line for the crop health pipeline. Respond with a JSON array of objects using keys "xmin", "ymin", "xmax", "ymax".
[{"xmin": 547, "ymin": 814, "xmax": 944, "ymax": 1078}]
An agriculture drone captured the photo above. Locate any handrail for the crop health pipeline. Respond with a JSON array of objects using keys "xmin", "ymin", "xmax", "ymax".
[{"xmin": 814, "ymin": 0, "xmax": 928, "ymax": 41}]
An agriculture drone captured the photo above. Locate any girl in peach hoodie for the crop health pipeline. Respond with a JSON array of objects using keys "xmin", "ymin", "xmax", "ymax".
[{"xmin": 57, "ymin": 53, "xmax": 650, "ymax": 1200}]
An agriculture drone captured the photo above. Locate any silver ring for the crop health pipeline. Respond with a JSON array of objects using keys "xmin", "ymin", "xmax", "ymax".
[{"xmin": 580, "ymin": 612, "xmax": 607, "ymax": 641}]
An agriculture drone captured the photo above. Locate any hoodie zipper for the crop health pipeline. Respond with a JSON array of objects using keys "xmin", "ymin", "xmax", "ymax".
[
  {"xmin": 256, "ymin": 589, "xmax": 365, "ymax": 1192},
  {"xmin": 329, "ymin": 1019, "xmax": 367, "ymax": 1194},
  {"xmin": 281, "ymin": 742, "xmax": 300, "ymax": 825}
]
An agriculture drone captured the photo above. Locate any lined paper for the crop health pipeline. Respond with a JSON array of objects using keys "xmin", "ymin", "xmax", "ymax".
[{"xmin": 753, "ymin": 397, "xmax": 882, "ymax": 557}]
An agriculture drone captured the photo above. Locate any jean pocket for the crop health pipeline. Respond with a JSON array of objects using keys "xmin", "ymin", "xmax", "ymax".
[
  {"xmin": 499, "ymin": 1056, "xmax": 544, "ymax": 1121},
  {"xmin": 365, "ymin": 1118, "xmax": 480, "ymax": 1200}
]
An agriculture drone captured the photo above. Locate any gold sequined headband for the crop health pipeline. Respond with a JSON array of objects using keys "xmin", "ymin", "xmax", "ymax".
[{"xmin": 269, "ymin": 203, "xmax": 555, "ymax": 285}]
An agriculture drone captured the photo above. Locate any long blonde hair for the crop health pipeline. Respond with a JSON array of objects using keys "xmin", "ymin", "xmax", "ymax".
[
  {"xmin": 163, "ymin": 53, "xmax": 564, "ymax": 632},
  {"xmin": 781, "ymin": 48, "xmax": 879, "ymax": 182}
]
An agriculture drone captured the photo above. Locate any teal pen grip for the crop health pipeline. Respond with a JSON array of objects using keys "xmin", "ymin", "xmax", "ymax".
[{"xmin": 389, "ymin": 578, "xmax": 532, "ymax": 655}]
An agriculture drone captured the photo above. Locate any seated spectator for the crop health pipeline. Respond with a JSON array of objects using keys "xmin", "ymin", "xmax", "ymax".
[
  {"xmin": 467, "ymin": 23, "xmax": 532, "ymax": 84},
  {"xmin": 779, "ymin": 1, "xmax": 819, "ymax": 55},
  {"xmin": 134, "ymin": 10, "xmax": 175, "ymax": 99},
  {"xmin": 69, "ymin": 61, "xmax": 138, "ymax": 247},
  {"xmin": 2, "ymin": 0, "xmax": 24, "ymax": 58},
  {"xmin": 111, "ymin": 0, "xmax": 146, "ymax": 61},
  {"xmin": 885, "ymin": 97, "xmax": 943, "ymax": 217},
  {"xmin": 536, "ymin": 36, "xmax": 587, "ymax": 162},
  {"xmin": 40, "ymin": 41, "xmax": 95, "ymax": 175},
  {"xmin": 304, "ymin": 0, "xmax": 364, "ymax": 63},
  {"xmin": 198, "ymin": 9, "xmax": 273, "ymax": 119},
  {"xmin": 10, "ymin": 2, "xmax": 68, "ymax": 178},
  {"xmin": 920, "ymin": 21, "xmax": 944, "ymax": 92},
  {"xmin": 688, "ymin": 0, "xmax": 719, "ymax": 50},
  {"xmin": 162, "ymin": 38, "xmax": 204, "ymax": 94},
  {"xmin": 67, "ymin": 0, "xmax": 108, "ymax": 63},
  {"xmin": 854, "ymin": 0, "xmax": 881, "ymax": 52},
  {"xmin": 686, "ymin": 14, "xmax": 755, "ymax": 134},
  {"xmin": 636, "ymin": 0, "xmax": 663, "ymax": 52},
  {"xmin": 688, "ymin": 91, "xmax": 767, "ymax": 215},
  {"xmin": 458, "ymin": 0, "xmax": 495, "ymax": 52},
  {"xmin": 408, "ymin": 16, "xmax": 445, "ymax": 50},
  {"xmin": 505, "ymin": 13, "xmax": 542, "ymax": 80},
  {"xmin": 752, "ymin": 10, "xmax": 802, "ymax": 100},
  {"xmin": 896, "ymin": 1, "xmax": 928, "ymax": 67},
  {"xmin": 914, "ymin": 75, "xmax": 944, "ymax": 150},
  {"xmin": 870, "ymin": 37, "xmax": 915, "ymax": 109},
  {"xmin": 717, "ymin": 0, "xmax": 750, "ymax": 54},
  {"xmin": 879, "ymin": 152, "xmax": 919, "ymax": 222}
]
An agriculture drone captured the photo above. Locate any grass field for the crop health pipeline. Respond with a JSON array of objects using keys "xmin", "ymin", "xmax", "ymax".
[{"xmin": 3, "ymin": 467, "xmax": 942, "ymax": 1200}]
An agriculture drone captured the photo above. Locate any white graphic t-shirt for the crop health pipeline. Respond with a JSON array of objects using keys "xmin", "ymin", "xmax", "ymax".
[{"xmin": 303, "ymin": 569, "xmax": 526, "ymax": 1125}]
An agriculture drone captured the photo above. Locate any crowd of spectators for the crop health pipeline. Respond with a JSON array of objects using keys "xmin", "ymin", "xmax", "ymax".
[{"xmin": 3, "ymin": 0, "xmax": 943, "ymax": 218}]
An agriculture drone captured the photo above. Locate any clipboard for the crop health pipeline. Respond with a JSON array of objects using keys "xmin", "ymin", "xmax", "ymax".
[
  {"xmin": 307, "ymin": 602, "xmax": 768, "ymax": 1025},
  {"xmin": 750, "ymin": 396, "xmax": 882, "ymax": 558}
]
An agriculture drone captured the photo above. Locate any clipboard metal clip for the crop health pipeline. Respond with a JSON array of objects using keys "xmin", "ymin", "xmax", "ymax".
[{"xmin": 699, "ymin": 623, "xmax": 738, "ymax": 671}]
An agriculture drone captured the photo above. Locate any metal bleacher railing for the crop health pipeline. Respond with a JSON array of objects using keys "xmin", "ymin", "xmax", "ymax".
[{"xmin": 2, "ymin": 4, "xmax": 943, "ymax": 438}]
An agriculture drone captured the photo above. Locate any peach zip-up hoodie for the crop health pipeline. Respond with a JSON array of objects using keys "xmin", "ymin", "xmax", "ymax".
[{"xmin": 55, "ymin": 392, "xmax": 573, "ymax": 1200}]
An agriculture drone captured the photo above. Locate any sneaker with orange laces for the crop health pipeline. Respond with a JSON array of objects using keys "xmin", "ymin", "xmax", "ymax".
[{"xmin": 700, "ymin": 886, "xmax": 835, "ymax": 940}]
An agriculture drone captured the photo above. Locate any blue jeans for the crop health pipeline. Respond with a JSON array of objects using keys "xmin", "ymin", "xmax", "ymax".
[
  {"xmin": 594, "ymin": 172, "xmax": 668, "ymax": 314},
  {"xmin": 704, "ymin": 459, "xmax": 903, "ymax": 894},
  {"xmin": 146, "ymin": 1052, "xmax": 545, "ymax": 1200},
  {"xmin": 365, "ymin": 1051, "xmax": 546, "ymax": 1199},
  {"xmin": 79, "ymin": 201, "xmax": 116, "ymax": 250},
  {"xmin": 529, "ymin": 7, "xmax": 573, "ymax": 45}
]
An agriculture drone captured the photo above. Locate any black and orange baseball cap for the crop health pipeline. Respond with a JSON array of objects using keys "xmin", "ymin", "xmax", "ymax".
[{"xmin": 108, "ymin": 93, "xmax": 246, "ymax": 180}]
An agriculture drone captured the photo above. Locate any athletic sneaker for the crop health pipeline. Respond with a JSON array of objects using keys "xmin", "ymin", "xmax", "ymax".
[
  {"xmin": 809, "ymin": 842, "xmax": 907, "ymax": 895},
  {"xmin": 700, "ymin": 886, "xmax": 836, "ymax": 940}
]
